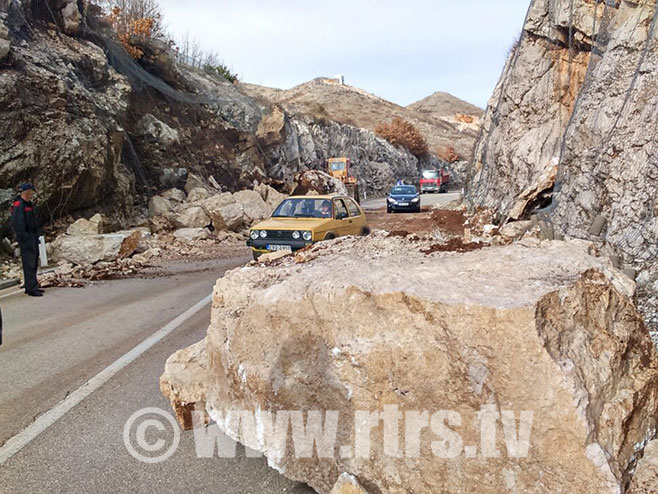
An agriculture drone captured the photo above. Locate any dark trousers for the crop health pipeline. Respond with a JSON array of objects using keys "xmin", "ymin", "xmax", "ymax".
[{"xmin": 19, "ymin": 235, "xmax": 39, "ymax": 294}]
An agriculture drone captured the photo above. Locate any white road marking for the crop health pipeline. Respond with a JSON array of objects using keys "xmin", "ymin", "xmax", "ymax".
[{"xmin": 0, "ymin": 294, "xmax": 212, "ymax": 466}]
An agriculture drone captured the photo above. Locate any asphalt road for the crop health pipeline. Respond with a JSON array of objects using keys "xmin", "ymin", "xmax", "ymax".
[
  {"xmin": 361, "ymin": 191, "xmax": 461, "ymax": 211},
  {"xmin": 0, "ymin": 255, "xmax": 313, "ymax": 494}
]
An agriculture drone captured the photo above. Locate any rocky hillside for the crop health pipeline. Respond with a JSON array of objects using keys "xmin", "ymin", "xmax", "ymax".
[
  {"xmin": 0, "ymin": 2, "xmax": 430, "ymax": 232},
  {"xmin": 239, "ymin": 78, "xmax": 482, "ymax": 161},
  {"xmin": 407, "ymin": 90, "xmax": 483, "ymax": 118},
  {"xmin": 468, "ymin": 0, "xmax": 658, "ymax": 332}
]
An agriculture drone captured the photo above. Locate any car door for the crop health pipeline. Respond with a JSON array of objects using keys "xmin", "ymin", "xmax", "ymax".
[
  {"xmin": 346, "ymin": 198, "xmax": 366, "ymax": 235},
  {"xmin": 332, "ymin": 199, "xmax": 352, "ymax": 236}
]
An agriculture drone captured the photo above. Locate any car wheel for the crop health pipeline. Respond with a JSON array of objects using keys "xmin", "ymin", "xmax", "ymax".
[
  {"xmin": 387, "ymin": 207, "xmax": 392, "ymax": 213},
  {"xmin": 415, "ymin": 207, "xmax": 421, "ymax": 213},
  {"xmin": 324, "ymin": 233, "xmax": 336, "ymax": 240},
  {"xmin": 252, "ymin": 251, "xmax": 263, "ymax": 261},
  {"xmin": 360, "ymin": 227, "xmax": 371, "ymax": 236}
]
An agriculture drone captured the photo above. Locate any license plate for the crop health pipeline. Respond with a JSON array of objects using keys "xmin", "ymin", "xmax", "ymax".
[
  {"xmin": 266, "ymin": 245, "xmax": 292, "ymax": 252},
  {"xmin": 398, "ymin": 202, "xmax": 409, "ymax": 206}
]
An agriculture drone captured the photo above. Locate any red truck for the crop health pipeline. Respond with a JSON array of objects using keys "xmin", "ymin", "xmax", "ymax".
[{"xmin": 419, "ymin": 169, "xmax": 450, "ymax": 194}]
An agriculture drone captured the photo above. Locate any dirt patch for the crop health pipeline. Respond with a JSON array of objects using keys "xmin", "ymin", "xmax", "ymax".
[
  {"xmin": 421, "ymin": 239, "xmax": 485, "ymax": 255},
  {"xmin": 368, "ymin": 208, "xmax": 466, "ymax": 237},
  {"xmin": 387, "ymin": 230, "xmax": 411, "ymax": 238}
]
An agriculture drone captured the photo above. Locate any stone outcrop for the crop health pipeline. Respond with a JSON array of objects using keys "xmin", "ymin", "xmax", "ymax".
[
  {"xmin": 162, "ymin": 236, "xmax": 658, "ymax": 494},
  {"xmin": 468, "ymin": 0, "xmax": 658, "ymax": 336}
]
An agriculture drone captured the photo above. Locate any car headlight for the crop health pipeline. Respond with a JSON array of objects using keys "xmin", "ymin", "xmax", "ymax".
[
  {"xmin": 292, "ymin": 231, "xmax": 301, "ymax": 240},
  {"xmin": 259, "ymin": 230, "xmax": 268, "ymax": 238},
  {"xmin": 387, "ymin": 198, "xmax": 397, "ymax": 203},
  {"xmin": 303, "ymin": 231, "xmax": 312, "ymax": 241},
  {"xmin": 250, "ymin": 230, "xmax": 259, "ymax": 240},
  {"xmin": 412, "ymin": 197, "xmax": 420, "ymax": 202}
]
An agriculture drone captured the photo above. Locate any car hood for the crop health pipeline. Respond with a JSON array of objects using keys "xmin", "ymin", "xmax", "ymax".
[
  {"xmin": 389, "ymin": 194, "xmax": 420, "ymax": 200},
  {"xmin": 251, "ymin": 217, "xmax": 333, "ymax": 231}
]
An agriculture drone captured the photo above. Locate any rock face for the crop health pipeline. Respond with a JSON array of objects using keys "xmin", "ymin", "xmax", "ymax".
[
  {"xmin": 0, "ymin": 2, "xmax": 429, "ymax": 228},
  {"xmin": 468, "ymin": 0, "xmax": 658, "ymax": 336},
  {"xmin": 628, "ymin": 439, "xmax": 658, "ymax": 494},
  {"xmin": 0, "ymin": 4, "xmax": 134, "ymax": 224},
  {"xmin": 162, "ymin": 236, "xmax": 658, "ymax": 494}
]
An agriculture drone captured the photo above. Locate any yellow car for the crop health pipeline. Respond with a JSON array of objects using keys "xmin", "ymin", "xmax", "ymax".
[{"xmin": 247, "ymin": 195, "xmax": 370, "ymax": 259}]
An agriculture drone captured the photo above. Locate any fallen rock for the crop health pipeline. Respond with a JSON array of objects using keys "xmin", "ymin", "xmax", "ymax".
[
  {"xmin": 163, "ymin": 237, "xmax": 658, "ymax": 494},
  {"xmin": 499, "ymin": 220, "xmax": 532, "ymax": 240},
  {"xmin": 174, "ymin": 227, "xmax": 211, "ymax": 244},
  {"xmin": 89, "ymin": 213, "xmax": 104, "ymax": 233},
  {"xmin": 201, "ymin": 192, "xmax": 234, "ymax": 216},
  {"xmin": 209, "ymin": 202, "xmax": 245, "ymax": 232},
  {"xmin": 628, "ymin": 439, "xmax": 658, "ymax": 494},
  {"xmin": 186, "ymin": 187, "xmax": 211, "ymax": 203},
  {"xmin": 66, "ymin": 218, "xmax": 100, "ymax": 236},
  {"xmin": 255, "ymin": 183, "xmax": 287, "ymax": 210},
  {"xmin": 232, "ymin": 189, "xmax": 271, "ymax": 223},
  {"xmin": 173, "ymin": 206, "xmax": 211, "ymax": 229},
  {"xmin": 329, "ymin": 474, "xmax": 369, "ymax": 494},
  {"xmin": 161, "ymin": 188, "xmax": 186, "ymax": 203},
  {"xmin": 160, "ymin": 339, "xmax": 210, "ymax": 430},
  {"xmin": 292, "ymin": 170, "xmax": 348, "ymax": 196},
  {"xmin": 257, "ymin": 250, "xmax": 292, "ymax": 263},
  {"xmin": 52, "ymin": 231, "xmax": 142, "ymax": 265},
  {"xmin": 149, "ymin": 196, "xmax": 172, "ymax": 217}
]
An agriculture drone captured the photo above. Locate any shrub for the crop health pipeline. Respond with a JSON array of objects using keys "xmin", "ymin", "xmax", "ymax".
[
  {"xmin": 203, "ymin": 63, "xmax": 239, "ymax": 83},
  {"xmin": 375, "ymin": 117, "xmax": 428, "ymax": 158},
  {"xmin": 108, "ymin": 6, "xmax": 157, "ymax": 59},
  {"xmin": 436, "ymin": 145, "xmax": 461, "ymax": 163}
]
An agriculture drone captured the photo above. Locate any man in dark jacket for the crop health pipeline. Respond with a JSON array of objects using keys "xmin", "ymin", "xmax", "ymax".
[{"xmin": 10, "ymin": 184, "xmax": 43, "ymax": 297}]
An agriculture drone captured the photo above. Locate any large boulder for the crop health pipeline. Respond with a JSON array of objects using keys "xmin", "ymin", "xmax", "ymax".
[
  {"xmin": 209, "ymin": 202, "xmax": 245, "ymax": 232},
  {"xmin": 186, "ymin": 187, "xmax": 211, "ymax": 203},
  {"xmin": 148, "ymin": 196, "xmax": 172, "ymax": 217},
  {"xmin": 161, "ymin": 188, "xmax": 186, "ymax": 203},
  {"xmin": 232, "ymin": 189, "xmax": 271, "ymax": 223},
  {"xmin": 173, "ymin": 206, "xmax": 211, "ymax": 229},
  {"xmin": 52, "ymin": 231, "xmax": 142, "ymax": 265},
  {"xmin": 254, "ymin": 183, "xmax": 287, "ymax": 210},
  {"xmin": 173, "ymin": 227, "xmax": 211, "ymax": 244},
  {"xmin": 162, "ymin": 237, "xmax": 658, "ymax": 494},
  {"xmin": 66, "ymin": 218, "xmax": 100, "ymax": 236}
]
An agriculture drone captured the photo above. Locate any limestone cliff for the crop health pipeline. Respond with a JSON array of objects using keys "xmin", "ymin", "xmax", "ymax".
[{"xmin": 469, "ymin": 0, "xmax": 658, "ymax": 333}]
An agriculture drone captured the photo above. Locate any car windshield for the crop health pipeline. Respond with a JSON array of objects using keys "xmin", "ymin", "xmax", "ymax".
[
  {"xmin": 272, "ymin": 198, "xmax": 333, "ymax": 218},
  {"xmin": 422, "ymin": 170, "xmax": 439, "ymax": 179},
  {"xmin": 391, "ymin": 186, "xmax": 417, "ymax": 195}
]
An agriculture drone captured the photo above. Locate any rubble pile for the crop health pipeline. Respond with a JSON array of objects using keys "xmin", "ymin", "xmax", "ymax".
[{"xmin": 162, "ymin": 235, "xmax": 658, "ymax": 494}]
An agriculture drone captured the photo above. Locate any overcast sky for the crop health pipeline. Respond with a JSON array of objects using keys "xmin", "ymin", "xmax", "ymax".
[{"xmin": 158, "ymin": 1, "xmax": 530, "ymax": 108}]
